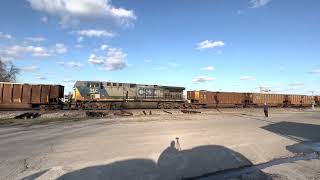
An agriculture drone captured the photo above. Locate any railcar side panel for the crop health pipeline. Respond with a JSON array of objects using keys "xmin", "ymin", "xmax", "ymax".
[
  {"xmin": 3, "ymin": 84, "xmax": 13, "ymax": 104},
  {"xmin": 22, "ymin": 85, "xmax": 32, "ymax": 104},
  {"xmin": 12, "ymin": 84, "xmax": 22, "ymax": 103}
]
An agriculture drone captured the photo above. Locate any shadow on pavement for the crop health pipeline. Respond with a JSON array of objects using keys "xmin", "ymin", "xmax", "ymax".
[
  {"xmin": 261, "ymin": 121, "xmax": 320, "ymax": 142},
  {"xmin": 21, "ymin": 169, "xmax": 49, "ymax": 180},
  {"xmin": 262, "ymin": 121, "xmax": 320, "ymax": 154},
  {"xmin": 50, "ymin": 141, "xmax": 272, "ymax": 180}
]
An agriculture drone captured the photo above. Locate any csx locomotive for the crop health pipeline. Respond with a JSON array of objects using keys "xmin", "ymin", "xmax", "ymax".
[{"xmin": 72, "ymin": 81, "xmax": 185, "ymax": 109}]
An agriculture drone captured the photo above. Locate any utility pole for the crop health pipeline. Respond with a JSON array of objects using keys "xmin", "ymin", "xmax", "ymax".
[{"xmin": 311, "ymin": 91, "xmax": 315, "ymax": 110}]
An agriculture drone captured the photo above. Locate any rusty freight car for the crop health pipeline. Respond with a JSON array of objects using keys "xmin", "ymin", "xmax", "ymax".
[
  {"xmin": 284, "ymin": 94, "xmax": 312, "ymax": 107},
  {"xmin": 315, "ymin": 96, "xmax": 320, "ymax": 106},
  {"xmin": 301, "ymin": 95, "xmax": 313, "ymax": 107},
  {"xmin": 0, "ymin": 82, "xmax": 64, "ymax": 110},
  {"xmin": 246, "ymin": 93, "xmax": 285, "ymax": 107},
  {"xmin": 187, "ymin": 91, "xmax": 245, "ymax": 108}
]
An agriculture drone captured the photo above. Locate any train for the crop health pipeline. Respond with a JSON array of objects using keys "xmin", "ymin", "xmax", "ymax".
[
  {"xmin": 0, "ymin": 81, "xmax": 318, "ymax": 110},
  {"xmin": 187, "ymin": 90, "xmax": 315, "ymax": 108}
]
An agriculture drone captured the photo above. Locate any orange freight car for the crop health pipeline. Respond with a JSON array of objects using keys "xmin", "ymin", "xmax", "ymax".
[
  {"xmin": 248, "ymin": 93, "xmax": 285, "ymax": 107},
  {"xmin": 0, "ymin": 82, "xmax": 64, "ymax": 110},
  {"xmin": 285, "ymin": 94, "xmax": 312, "ymax": 107},
  {"xmin": 315, "ymin": 96, "xmax": 320, "ymax": 105},
  {"xmin": 301, "ymin": 95, "xmax": 313, "ymax": 107},
  {"xmin": 187, "ymin": 91, "xmax": 245, "ymax": 108}
]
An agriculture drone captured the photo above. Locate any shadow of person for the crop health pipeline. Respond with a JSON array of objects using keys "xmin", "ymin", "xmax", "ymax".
[{"xmin": 51, "ymin": 141, "xmax": 269, "ymax": 180}]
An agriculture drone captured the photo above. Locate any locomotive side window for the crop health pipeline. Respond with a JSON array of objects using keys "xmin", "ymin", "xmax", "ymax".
[
  {"xmin": 119, "ymin": 83, "xmax": 123, "ymax": 86},
  {"xmin": 113, "ymin": 83, "xmax": 117, "ymax": 86},
  {"xmin": 107, "ymin": 82, "xmax": 111, "ymax": 86},
  {"xmin": 87, "ymin": 82, "xmax": 100, "ymax": 87},
  {"xmin": 130, "ymin": 84, "xmax": 136, "ymax": 88}
]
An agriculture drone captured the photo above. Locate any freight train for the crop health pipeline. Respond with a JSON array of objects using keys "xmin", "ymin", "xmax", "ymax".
[
  {"xmin": 187, "ymin": 90, "xmax": 315, "ymax": 108},
  {"xmin": 0, "ymin": 81, "xmax": 318, "ymax": 110}
]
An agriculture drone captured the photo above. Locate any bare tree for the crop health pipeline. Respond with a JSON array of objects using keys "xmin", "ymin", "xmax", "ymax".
[{"xmin": 0, "ymin": 58, "xmax": 20, "ymax": 82}]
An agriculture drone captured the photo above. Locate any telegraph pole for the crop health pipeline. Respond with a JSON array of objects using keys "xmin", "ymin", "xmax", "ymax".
[{"xmin": 311, "ymin": 91, "xmax": 315, "ymax": 110}]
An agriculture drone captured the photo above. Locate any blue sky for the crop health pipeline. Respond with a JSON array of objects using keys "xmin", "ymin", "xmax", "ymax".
[{"xmin": 0, "ymin": 0, "xmax": 319, "ymax": 94}]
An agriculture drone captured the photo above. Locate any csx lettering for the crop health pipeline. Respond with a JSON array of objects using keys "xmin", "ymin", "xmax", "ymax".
[
  {"xmin": 138, "ymin": 88, "xmax": 155, "ymax": 96},
  {"xmin": 89, "ymin": 88, "xmax": 98, "ymax": 94}
]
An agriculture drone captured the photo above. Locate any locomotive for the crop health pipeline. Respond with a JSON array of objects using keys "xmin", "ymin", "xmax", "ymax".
[{"xmin": 72, "ymin": 81, "xmax": 185, "ymax": 109}]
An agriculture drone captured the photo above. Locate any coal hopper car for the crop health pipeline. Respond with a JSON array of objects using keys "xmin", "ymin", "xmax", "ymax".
[
  {"xmin": 73, "ymin": 81, "xmax": 185, "ymax": 109},
  {"xmin": 0, "ymin": 82, "xmax": 64, "ymax": 110},
  {"xmin": 187, "ymin": 91, "xmax": 245, "ymax": 108}
]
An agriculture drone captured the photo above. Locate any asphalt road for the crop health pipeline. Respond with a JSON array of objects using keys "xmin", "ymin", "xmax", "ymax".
[{"xmin": 0, "ymin": 109, "xmax": 320, "ymax": 179}]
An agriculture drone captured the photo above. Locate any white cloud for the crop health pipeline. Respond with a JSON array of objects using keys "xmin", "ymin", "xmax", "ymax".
[
  {"xmin": 144, "ymin": 59, "xmax": 152, "ymax": 63},
  {"xmin": 56, "ymin": 61, "xmax": 65, "ymax": 65},
  {"xmin": 88, "ymin": 46, "xmax": 128, "ymax": 71},
  {"xmin": 77, "ymin": 36, "xmax": 84, "ymax": 43},
  {"xmin": 40, "ymin": 16, "xmax": 48, "ymax": 23},
  {"xmin": 35, "ymin": 75, "xmax": 46, "ymax": 80},
  {"xmin": 240, "ymin": 76, "xmax": 256, "ymax": 81},
  {"xmin": 237, "ymin": 10, "xmax": 244, "ymax": 15},
  {"xmin": 153, "ymin": 66, "xmax": 167, "ymax": 71},
  {"xmin": 88, "ymin": 54, "xmax": 104, "ymax": 64},
  {"xmin": 309, "ymin": 69, "xmax": 320, "ymax": 74},
  {"xmin": 167, "ymin": 62, "xmax": 180, "ymax": 67},
  {"xmin": 25, "ymin": 37, "xmax": 46, "ymax": 42},
  {"xmin": 192, "ymin": 76, "xmax": 216, "ymax": 83},
  {"xmin": 75, "ymin": 44, "xmax": 83, "ymax": 48},
  {"xmin": 250, "ymin": 0, "xmax": 271, "ymax": 8},
  {"xmin": 56, "ymin": 61, "xmax": 83, "ymax": 68},
  {"xmin": 100, "ymin": 44, "xmax": 109, "ymax": 51},
  {"xmin": 0, "ymin": 32, "xmax": 13, "ymax": 39},
  {"xmin": 20, "ymin": 65, "xmax": 40, "ymax": 72},
  {"xmin": 1, "ymin": 43, "xmax": 67, "ymax": 60},
  {"xmin": 54, "ymin": 43, "xmax": 67, "ymax": 54},
  {"xmin": 27, "ymin": 0, "xmax": 136, "ymax": 26},
  {"xmin": 76, "ymin": 29, "xmax": 115, "ymax": 38},
  {"xmin": 68, "ymin": 61, "xmax": 83, "ymax": 68},
  {"xmin": 197, "ymin": 40, "xmax": 225, "ymax": 50},
  {"xmin": 202, "ymin": 66, "xmax": 215, "ymax": 71},
  {"xmin": 3, "ymin": 45, "xmax": 50, "ymax": 57}
]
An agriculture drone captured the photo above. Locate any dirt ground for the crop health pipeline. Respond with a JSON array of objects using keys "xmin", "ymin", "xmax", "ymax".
[{"xmin": 0, "ymin": 108, "xmax": 319, "ymax": 179}]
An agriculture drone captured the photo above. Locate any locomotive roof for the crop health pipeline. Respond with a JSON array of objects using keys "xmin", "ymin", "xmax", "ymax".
[{"xmin": 74, "ymin": 81, "xmax": 185, "ymax": 90}]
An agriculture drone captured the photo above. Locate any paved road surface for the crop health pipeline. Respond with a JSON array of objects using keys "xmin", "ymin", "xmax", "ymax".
[{"xmin": 0, "ymin": 109, "xmax": 319, "ymax": 179}]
